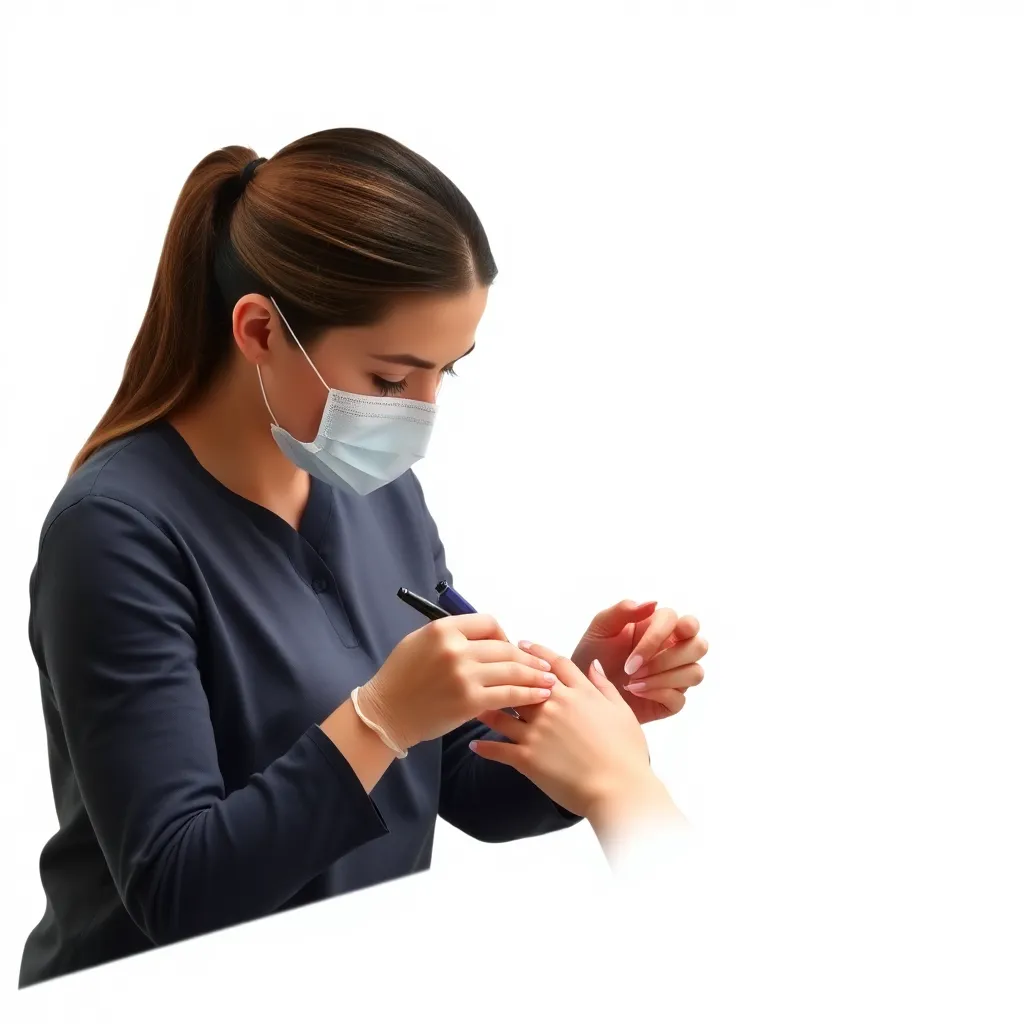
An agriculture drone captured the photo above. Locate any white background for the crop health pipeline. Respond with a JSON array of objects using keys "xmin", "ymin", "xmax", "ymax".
[{"xmin": 2, "ymin": 1, "xmax": 1022, "ymax": 1020}]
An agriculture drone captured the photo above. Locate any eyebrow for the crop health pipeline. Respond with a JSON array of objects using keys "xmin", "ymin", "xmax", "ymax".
[{"xmin": 369, "ymin": 342, "xmax": 476, "ymax": 370}]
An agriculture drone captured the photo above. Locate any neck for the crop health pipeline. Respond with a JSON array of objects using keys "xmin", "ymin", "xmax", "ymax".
[{"xmin": 170, "ymin": 359, "xmax": 310, "ymax": 529}]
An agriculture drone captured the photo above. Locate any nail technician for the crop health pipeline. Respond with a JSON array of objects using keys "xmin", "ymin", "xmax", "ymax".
[{"xmin": 20, "ymin": 128, "xmax": 708, "ymax": 987}]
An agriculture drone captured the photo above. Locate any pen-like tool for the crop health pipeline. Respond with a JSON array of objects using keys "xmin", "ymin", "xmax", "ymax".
[{"xmin": 396, "ymin": 587, "xmax": 450, "ymax": 621}]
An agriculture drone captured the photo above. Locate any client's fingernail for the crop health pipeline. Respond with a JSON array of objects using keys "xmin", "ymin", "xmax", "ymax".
[
  {"xmin": 592, "ymin": 659, "xmax": 606, "ymax": 677},
  {"xmin": 536, "ymin": 659, "xmax": 552, "ymax": 671},
  {"xmin": 519, "ymin": 640, "xmax": 533, "ymax": 651},
  {"xmin": 469, "ymin": 741, "xmax": 479, "ymax": 752},
  {"xmin": 624, "ymin": 655, "xmax": 643, "ymax": 676},
  {"xmin": 542, "ymin": 673, "xmax": 559, "ymax": 685},
  {"xmin": 536, "ymin": 688, "xmax": 552, "ymax": 699},
  {"xmin": 625, "ymin": 682, "xmax": 648, "ymax": 694}
]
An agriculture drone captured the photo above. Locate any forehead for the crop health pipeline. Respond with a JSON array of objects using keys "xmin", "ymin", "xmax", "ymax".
[{"xmin": 345, "ymin": 287, "xmax": 488, "ymax": 358}]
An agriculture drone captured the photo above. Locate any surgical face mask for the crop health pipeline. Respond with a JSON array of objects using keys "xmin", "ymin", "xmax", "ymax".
[{"xmin": 259, "ymin": 298, "xmax": 436, "ymax": 496}]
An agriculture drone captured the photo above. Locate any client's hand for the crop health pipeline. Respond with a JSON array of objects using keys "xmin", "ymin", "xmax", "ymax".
[{"xmin": 469, "ymin": 643, "xmax": 683, "ymax": 850}]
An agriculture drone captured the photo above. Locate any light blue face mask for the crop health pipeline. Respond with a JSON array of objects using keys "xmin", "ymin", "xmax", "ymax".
[{"xmin": 259, "ymin": 298, "xmax": 437, "ymax": 496}]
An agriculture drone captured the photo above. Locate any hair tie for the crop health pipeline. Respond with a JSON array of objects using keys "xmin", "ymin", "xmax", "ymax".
[{"xmin": 239, "ymin": 157, "xmax": 267, "ymax": 190}]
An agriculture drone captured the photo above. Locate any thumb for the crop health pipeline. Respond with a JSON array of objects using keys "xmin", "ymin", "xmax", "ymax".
[
  {"xmin": 584, "ymin": 600, "xmax": 658, "ymax": 639},
  {"xmin": 588, "ymin": 659, "xmax": 621, "ymax": 701}
]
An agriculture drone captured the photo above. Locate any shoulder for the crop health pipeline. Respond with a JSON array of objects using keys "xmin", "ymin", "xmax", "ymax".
[
  {"xmin": 39, "ymin": 427, "xmax": 190, "ymax": 567},
  {"xmin": 42, "ymin": 426, "xmax": 188, "ymax": 541}
]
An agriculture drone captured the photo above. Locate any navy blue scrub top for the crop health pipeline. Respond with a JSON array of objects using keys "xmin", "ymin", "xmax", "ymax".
[{"xmin": 20, "ymin": 422, "xmax": 578, "ymax": 987}]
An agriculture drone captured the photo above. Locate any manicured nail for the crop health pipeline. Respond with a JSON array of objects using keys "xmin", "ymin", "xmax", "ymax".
[
  {"xmin": 542, "ymin": 673, "xmax": 559, "ymax": 685},
  {"xmin": 536, "ymin": 659, "xmax": 552, "ymax": 671},
  {"xmin": 592, "ymin": 659, "xmax": 606, "ymax": 677},
  {"xmin": 469, "ymin": 740, "xmax": 479, "ymax": 752},
  {"xmin": 536, "ymin": 688, "xmax": 552, "ymax": 699},
  {"xmin": 624, "ymin": 654, "xmax": 644, "ymax": 676},
  {"xmin": 625, "ymin": 681, "xmax": 648, "ymax": 694},
  {"xmin": 519, "ymin": 640, "xmax": 533, "ymax": 651}
]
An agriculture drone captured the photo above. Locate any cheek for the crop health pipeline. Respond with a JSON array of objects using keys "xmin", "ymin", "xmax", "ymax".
[
  {"xmin": 311, "ymin": 352, "xmax": 378, "ymax": 399},
  {"xmin": 269, "ymin": 361, "xmax": 328, "ymax": 442}
]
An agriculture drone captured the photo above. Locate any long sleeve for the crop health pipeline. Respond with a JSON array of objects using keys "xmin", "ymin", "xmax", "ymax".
[
  {"xmin": 415, "ymin": 488, "xmax": 582, "ymax": 841},
  {"xmin": 32, "ymin": 496, "xmax": 388, "ymax": 946}
]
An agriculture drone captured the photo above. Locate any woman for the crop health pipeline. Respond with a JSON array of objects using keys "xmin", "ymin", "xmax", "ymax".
[{"xmin": 20, "ymin": 128, "xmax": 707, "ymax": 986}]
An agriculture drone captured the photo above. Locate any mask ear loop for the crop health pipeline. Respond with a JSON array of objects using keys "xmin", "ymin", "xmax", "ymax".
[
  {"xmin": 257, "ymin": 296, "xmax": 331, "ymax": 427},
  {"xmin": 269, "ymin": 296, "xmax": 330, "ymax": 388}
]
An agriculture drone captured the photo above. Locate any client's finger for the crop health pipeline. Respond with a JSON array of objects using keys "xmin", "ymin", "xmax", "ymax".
[
  {"xmin": 511, "ymin": 703, "xmax": 541, "ymax": 723},
  {"xmin": 469, "ymin": 738, "xmax": 526, "ymax": 770},
  {"xmin": 630, "ymin": 636, "xmax": 708, "ymax": 681},
  {"xmin": 626, "ymin": 663, "xmax": 704, "ymax": 694},
  {"xmin": 588, "ymin": 659, "xmax": 621, "ymax": 700},
  {"xmin": 477, "ymin": 709, "xmax": 529, "ymax": 743},
  {"xmin": 626, "ymin": 687, "xmax": 688, "ymax": 716}
]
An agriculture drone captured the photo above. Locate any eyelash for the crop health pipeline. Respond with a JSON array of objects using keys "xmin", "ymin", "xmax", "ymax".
[{"xmin": 372, "ymin": 366, "xmax": 458, "ymax": 396}]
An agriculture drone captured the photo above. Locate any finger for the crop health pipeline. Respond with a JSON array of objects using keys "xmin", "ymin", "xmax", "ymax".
[
  {"xmin": 630, "ymin": 635, "xmax": 708, "ymax": 681},
  {"xmin": 477, "ymin": 661, "xmax": 559, "ymax": 690},
  {"xmin": 479, "ymin": 682, "xmax": 554, "ymax": 710},
  {"xmin": 517, "ymin": 642, "xmax": 586, "ymax": 688},
  {"xmin": 476, "ymin": 709, "xmax": 529, "ymax": 742},
  {"xmin": 469, "ymin": 738, "xmax": 526, "ymax": 769},
  {"xmin": 626, "ymin": 687, "xmax": 688, "ymax": 716},
  {"xmin": 511, "ymin": 702, "xmax": 541, "ymax": 723},
  {"xmin": 588, "ymin": 659, "xmax": 621, "ymax": 701},
  {"xmin": 469, "ymin": 640, "xmax": 552, "ymax": 672},
  {"xmin": 448, "ymin": 613, "xmax": 509, "ymax": 642},
  {"xmin": 582, "ymin": 599, "xmax": 659, "ymax": 639},
  {"xmin": 626, "ymin": 663, "xmax": 705, "ymax": 694},
  {"xmin": 623, "ymin": 608, "xmax": 678, "ymax": 676},
  {"xmin": 673, "ymin": 616, "xmax": 701, "ymax": 643}
]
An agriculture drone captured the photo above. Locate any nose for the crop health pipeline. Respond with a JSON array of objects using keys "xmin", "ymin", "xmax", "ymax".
[{"xmin": 408, "ymin": 376, "xmax": 441, "ymax": 405}]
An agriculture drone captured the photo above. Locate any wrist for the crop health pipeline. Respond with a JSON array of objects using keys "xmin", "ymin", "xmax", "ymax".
[
  {"xmin": 359, "ymin": 675, "xmax": 415, "ymax": 752},
  {"xmin": 319, "ymin": 699, "xmax": 397, "ymax": 794},
  {"xmin": 585, "ymin": 770, "xmax": 678, "ymax": 846}
]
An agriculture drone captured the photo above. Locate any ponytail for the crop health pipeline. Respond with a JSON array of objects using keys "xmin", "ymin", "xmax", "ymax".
[{"xmin": 70, "ymin": 146, "xmax": 258, "ymax": 473}]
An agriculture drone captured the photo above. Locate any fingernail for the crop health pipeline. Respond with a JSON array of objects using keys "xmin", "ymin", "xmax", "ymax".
[
  {"xmin": 625, "ymin": 682, "xmax": 648, "ymax": 694},
  {"xmin": 469, "ymin": 741, "xmax": 479, "ymax": 752},
  {"xmin": 592, "ymin": 659, "xmax": 605, "ymax": 677},
  {"xmin": 519, "ymin": 640, "xmax": 533, "ymax": 651},
  {"xmin": 542, "ymin": 673, "xmax": 559, "ymax": 685},
  {"xmin": 624, "ymin": 655, "xmax": 644, "ymax": 675},
  {"xmin": 536, "ymin": 659, "xmax": 552, "ymax": 671},
  {"xmin": 536, "ymin": 688, "xmax": 552, "ymax": 699}
]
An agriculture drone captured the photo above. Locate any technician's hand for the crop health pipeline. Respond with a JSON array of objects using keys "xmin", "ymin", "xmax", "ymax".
[
  {"xmin": 359, "ymin": 615, "xmax": 557, "ymax": 751},
  {"xmin": 571, "ymin": 601, "xmax": 707, "ymax": 724}
]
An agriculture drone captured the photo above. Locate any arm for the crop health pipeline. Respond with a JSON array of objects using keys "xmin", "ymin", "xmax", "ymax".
[
  {"xmin": 35, "ymin": 496, "xmax": 390, "ymax": 945},
  {"xmin": 413, "ymin": 491, "xmax": 581, "ymax": 841},
  {"xmin": 439, "ymin": 718, "xmax": 582, "ymax": 842}
]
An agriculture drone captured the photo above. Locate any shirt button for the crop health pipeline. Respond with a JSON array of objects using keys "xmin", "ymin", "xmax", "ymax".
[{"xmin": 312, "ymin": 577, "xmax": 327, "ymax": 593}]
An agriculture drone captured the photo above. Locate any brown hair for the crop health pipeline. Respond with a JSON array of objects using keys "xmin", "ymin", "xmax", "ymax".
[{"xmin": 71, "ymin": 128, "xmax": 498, "ymax": 473}]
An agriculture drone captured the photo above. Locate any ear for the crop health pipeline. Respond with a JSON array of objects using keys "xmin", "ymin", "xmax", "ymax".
[{"xmin": 231, "ymin": 294, "xmax": 276, "ymax": 366}]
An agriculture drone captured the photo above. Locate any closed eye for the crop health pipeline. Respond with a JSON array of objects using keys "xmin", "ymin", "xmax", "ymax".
[{"xmin": 372, "ymin": 364, "xmax": 458, "ymax": 397}]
